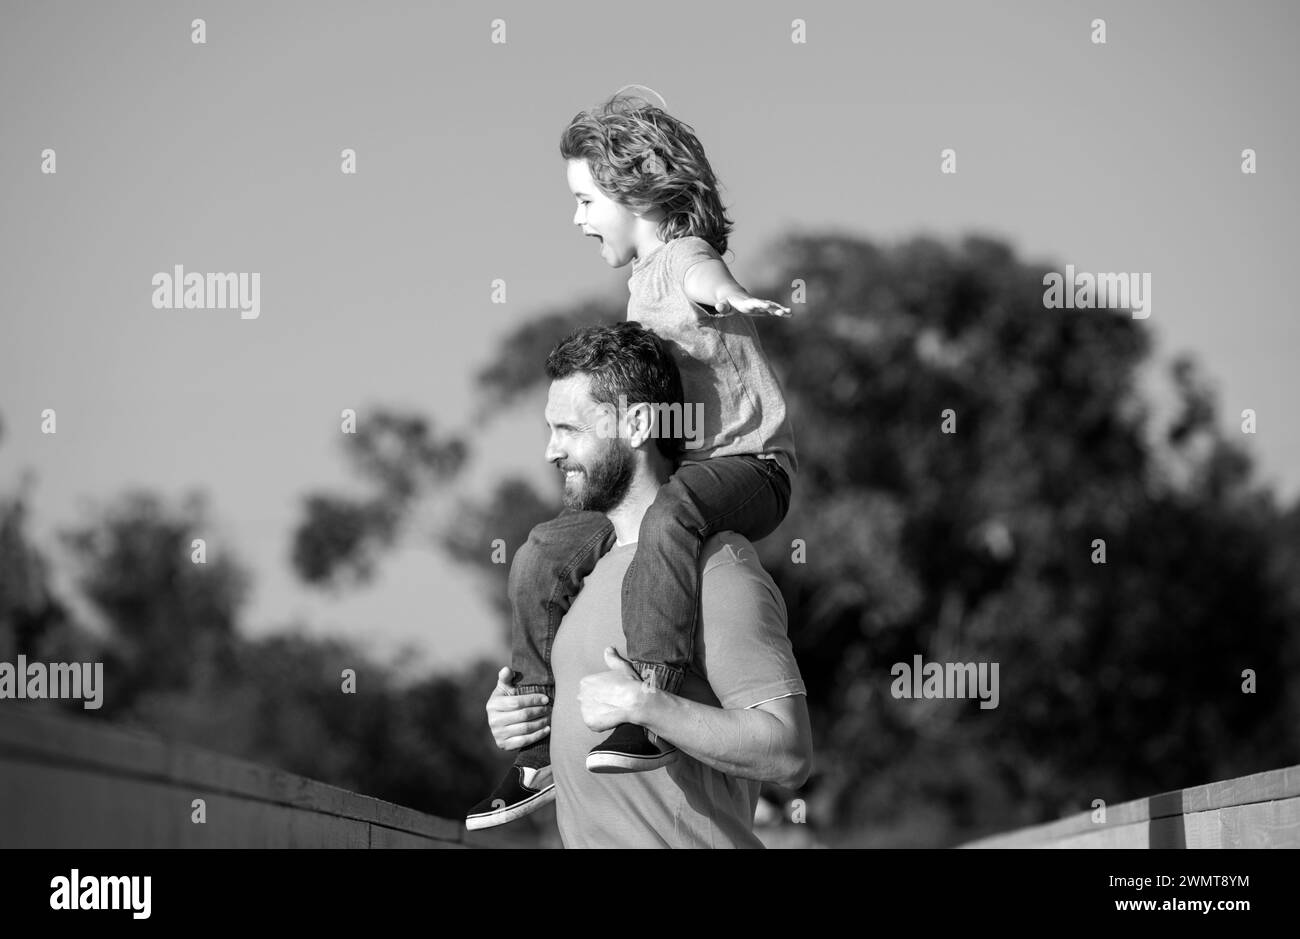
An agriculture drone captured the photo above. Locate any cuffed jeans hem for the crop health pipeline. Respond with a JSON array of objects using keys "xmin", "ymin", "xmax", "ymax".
[
  {"xmin": 632, "ymin": 664, "xmax": 683, "ymax": 746},
  {"xmin": 633, "ymin": 662, "xmax": 685, "ymax": 695}
]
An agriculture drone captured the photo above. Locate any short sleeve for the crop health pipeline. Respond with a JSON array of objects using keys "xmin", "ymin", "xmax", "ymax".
[
  {"xmin": 694, "ymin": 536, "xmax": 806, "ymax": 710},
  {"xmin": 669, "ymin": 237, "xmax": 723, "ymax": 299}
]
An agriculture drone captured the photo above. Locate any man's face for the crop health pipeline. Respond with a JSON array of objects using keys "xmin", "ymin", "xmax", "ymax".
[
  {"xmin": 544, "ymin": 374, "xmax": 635, "ymax": 512},
  {"xmin": 566, "ymin": 158, "xmax": 642, "ymax": 268}
]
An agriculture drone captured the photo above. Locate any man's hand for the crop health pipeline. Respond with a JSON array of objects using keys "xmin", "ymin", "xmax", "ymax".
[
  {"xmin": 484, "ymin": 666, "xmax": 551, "ymax": 751},
  {"xmin": 715, "ymin": 292, "xmax": 792, "ymax": 318},
  {"xmin": 577, "ymin": 647, "xmax": 647, "ymax": 733}
]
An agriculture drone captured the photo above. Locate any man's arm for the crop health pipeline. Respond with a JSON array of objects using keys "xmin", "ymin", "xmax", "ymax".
[
  {"xmin": 578, "ymin": 648, "xmax": 813, "ymax": 788},
  {"xmin": 638, "ymin": 684, "xmax": 813, "ymax": 788}
]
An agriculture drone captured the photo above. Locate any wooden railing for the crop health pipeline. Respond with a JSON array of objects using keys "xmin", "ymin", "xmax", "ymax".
[
  {"xmin": 962, "ymin": 764, "xmax": 1300, "ymax": 848},
  {"xmin": 7, "ymin": 702, "xmax": 1294, "ymax": 849},
  {"xmin": 0, "ymin": 704, "xmax": 524, "ymax": 848}
]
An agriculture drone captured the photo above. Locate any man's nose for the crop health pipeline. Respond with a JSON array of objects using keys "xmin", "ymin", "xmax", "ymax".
[{"xmin": 544, "ymin": 435, "xmax": 563, "ymax": 464}]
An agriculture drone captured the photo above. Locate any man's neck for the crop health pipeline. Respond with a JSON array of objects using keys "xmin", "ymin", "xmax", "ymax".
[{"xmin": 606, "ymin": 461, "xmax": 672, "ymax": 546}]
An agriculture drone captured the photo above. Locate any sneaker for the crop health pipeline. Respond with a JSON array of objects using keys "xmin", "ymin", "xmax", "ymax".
[
  {"xmin": 586, "ymin": 723, "xmax": 678, "ymax": 774},
  {"xmin": 465, "ymin": 764, "xmax": 555, "ymax": 830}
]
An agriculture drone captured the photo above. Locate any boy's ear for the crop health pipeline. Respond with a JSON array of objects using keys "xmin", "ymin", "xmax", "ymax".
[{"xmin": 632, "ymin": 203, "xmax": 667, "ymax": 222}]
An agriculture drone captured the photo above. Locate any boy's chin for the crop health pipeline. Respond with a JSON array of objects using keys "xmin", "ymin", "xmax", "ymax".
[{"xmin": 599, "ymin": 244, "xmax": 632, "ymax": 268}]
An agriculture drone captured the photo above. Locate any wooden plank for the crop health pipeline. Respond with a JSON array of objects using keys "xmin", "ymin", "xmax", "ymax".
[
  {"xmin": 0, "ymin": 703, "xmax": 169, "ymax": 778},
  {"xmin": 1184, "ymin": 809, "xmax": 1224, "ymax": 849},
  {"xmin": 963, "ymin": 797, "xmax": 1300, "ymax": 850},
  {"xmin": 0, "ymin": 706, "xmax": 463, "ymax": 844},
  {"xmin": 963, "ymin": 764, "xmax": 1300, "ymax": 848},
  {"xmin": 1183, "ymin": 766, "xmax": 1300, "ymax": 813},
  {"xmin": 462, "ymin": 826, "xmax": 544, "ymax": 849},
  {"xmin": 1215, "ymin": 797, "xmax": 1300, "ymax": 848},
  {"xmin": 1054, "ymin": 821, "xmax": 1151, "ymax": 849},
  {"xmin": 162, "ymin": 745, "xmax": 462, "ymax": 842},
  {"xmin": 0, "ymin": 759, "xmax": 369, "ymax": 848},
  {"xmin": 368, "ymin": 824, "xmax": 464, "ymax": 849}
]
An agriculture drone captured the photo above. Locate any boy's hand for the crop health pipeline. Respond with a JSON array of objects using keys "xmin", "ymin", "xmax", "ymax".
[{"xmin": 715, "ymin": 293, "xmax": 792, "ymax": 318}]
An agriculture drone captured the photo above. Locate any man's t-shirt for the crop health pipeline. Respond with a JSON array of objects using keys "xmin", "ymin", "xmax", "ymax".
[{"xmin": 550, "ymin": 531, "xmax": 806, "ymax": 848}]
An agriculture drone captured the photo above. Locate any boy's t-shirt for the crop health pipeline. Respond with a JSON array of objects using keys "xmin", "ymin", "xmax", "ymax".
[
  {"xmin": 549, "ymin": 532, "xmax": 807, "ymax": 848},
  {"xmin": 627, "ymin": 236, "xmax": 798, "ymax": 479}
]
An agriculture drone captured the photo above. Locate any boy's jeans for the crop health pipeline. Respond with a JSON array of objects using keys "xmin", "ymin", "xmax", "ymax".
[{"xmin": 509, "ymin": 454, "xmax": 791, "ymax": 699}]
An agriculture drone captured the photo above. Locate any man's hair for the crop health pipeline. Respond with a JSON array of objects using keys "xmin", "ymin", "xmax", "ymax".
[
  {"xmin": 559, "ymin": 92, "xmax": 733, "ymax": 257},
  {"xmin": 545, "ymin": 321, "xmax": 686, "ymax": 463}
]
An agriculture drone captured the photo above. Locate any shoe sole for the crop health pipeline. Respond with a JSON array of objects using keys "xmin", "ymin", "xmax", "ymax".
[
  {"xmin": 585, "ymin": 749, "xmax": 679, "ymax": 774},
  {"xmin": 464, "ymin": 784, "xmax": 556, "ymax": 831}
]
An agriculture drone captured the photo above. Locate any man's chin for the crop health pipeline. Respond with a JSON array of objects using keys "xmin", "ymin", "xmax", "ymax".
[
  {"xmin": 561, "ymin": 480, "xmax": 587, "ymax": 512},
  {"xmin": 563, "ymin": 485, "xmax": 613, "ymax": 514}
]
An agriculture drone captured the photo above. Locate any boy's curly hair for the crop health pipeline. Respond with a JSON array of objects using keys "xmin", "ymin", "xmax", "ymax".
[{"xmin": 560, "ymin": 92, "xmax": 734, "ymax": 257}]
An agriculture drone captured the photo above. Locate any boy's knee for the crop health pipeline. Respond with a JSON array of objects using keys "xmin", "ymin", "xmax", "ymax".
[{"xmin": 640, "ymin": 494, "xmax": 699, "ymax": 546}]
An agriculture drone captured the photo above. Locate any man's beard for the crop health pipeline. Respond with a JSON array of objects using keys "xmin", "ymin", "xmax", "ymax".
[{"xmin": 560, "ymin": 441, "xmax": 634, "ymax": 513}]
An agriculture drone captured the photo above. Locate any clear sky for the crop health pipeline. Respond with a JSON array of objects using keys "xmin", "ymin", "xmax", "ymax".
[{"xmin": 2, "ymin": 0, "xmax": 1296, "ymax": 676}]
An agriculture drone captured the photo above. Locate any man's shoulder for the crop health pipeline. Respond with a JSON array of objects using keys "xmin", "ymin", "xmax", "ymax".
[
  {"xmin": 700, "ymin": 532, "xmax": 770, "ymax": 580},
  {"xmin": 691, "ymin": 532, "xmax": 801, "ymax": 710},
  {"xmin": 697, "ymin": 533, "xmax": 788, "ymax": 627}
]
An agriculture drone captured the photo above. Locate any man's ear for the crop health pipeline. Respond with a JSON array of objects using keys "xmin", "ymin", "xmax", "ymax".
[{"xmin": 623, "ymin": 401, "xmax": 655, "ymax": 449}]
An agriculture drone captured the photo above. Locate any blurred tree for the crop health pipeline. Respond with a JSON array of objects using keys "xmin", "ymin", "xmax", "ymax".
[
  {"xmin": 290, "ymin": 411, "xmax": 466, "ymax": 588},
  {"xmin": 0, "ymin": 469, "xmax": 82, "ymax": 665},
  {"xmin": 55, "ymin": 490, "xmax": 250, "ymax": 714},
  {"xmin": 440, "ymin": 478, "xmax": 556, "ymax": 628}
]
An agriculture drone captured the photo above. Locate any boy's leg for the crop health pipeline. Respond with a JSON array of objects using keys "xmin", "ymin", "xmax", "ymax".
[
  {"xmin": 467, "ymin": 508, "xmax": 614, "ymax": 829},
  {"xmin": 509, "ymin": 508, "xmax": 617, "ymax": 706},
  {"xmin": 585, "ymin": 456, "xmax": 791, "ymax": 774}
]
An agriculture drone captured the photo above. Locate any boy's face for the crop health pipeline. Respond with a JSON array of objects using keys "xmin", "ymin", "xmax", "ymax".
[{"xmin": 566, "ymin": 158, "xmax": 642, "ymax": 268}]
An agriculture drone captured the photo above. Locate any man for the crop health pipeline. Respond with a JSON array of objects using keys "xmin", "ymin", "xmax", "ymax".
[{"xmin": 476, "ymin": 321, "xmax": 812, "ymax": 848}]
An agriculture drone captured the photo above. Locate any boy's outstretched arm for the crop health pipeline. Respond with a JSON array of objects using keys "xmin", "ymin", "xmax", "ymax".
[{"xmin": 683, "ymin": 258, "xmax": 792, "ymax": 318}]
